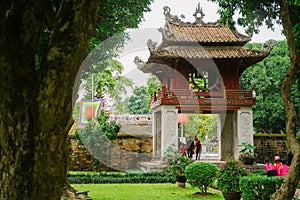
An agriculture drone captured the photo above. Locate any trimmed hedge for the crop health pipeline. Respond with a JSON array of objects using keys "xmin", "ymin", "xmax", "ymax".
[
  {"xmin": 68, "ymin": 171, "xmax": 176, "ymax": 184},
  {"xmin": 240, "ymin": 176, "xmax": 284, "ymax": 200}
]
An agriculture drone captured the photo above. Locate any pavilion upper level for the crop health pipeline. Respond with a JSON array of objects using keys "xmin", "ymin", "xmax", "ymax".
[{"xmin": 135, "ymin": 4, "xmax": 275, "ymax": 113}]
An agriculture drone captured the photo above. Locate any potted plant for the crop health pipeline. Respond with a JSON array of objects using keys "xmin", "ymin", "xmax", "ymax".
[
  {"xmin": 164, "ymin": 145, "xmax": 194, "ymax": 188},
  {"xmin": 238, "ymin": 142, "xmax": 256, "ymax": 165},
  {"xmin": 217, "ymin": 159, "xmax": 248, "ymax": 200}
]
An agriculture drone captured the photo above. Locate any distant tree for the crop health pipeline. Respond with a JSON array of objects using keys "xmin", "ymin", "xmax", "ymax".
[
  {"xmin": 147, "ymin": 76, "xmax": 162, "ymax": 95},
  {"xmin": 81, "ymin": 59, "xmax": 133, "ymax": 110},
  {"xmin": 185, "ymin": 114, "xmax": 218, "ymax": 140},
  {"xmin": 240, "ymin": 40, "xmax": 300, "ymax": 133},
  {"xmin": 124, "ymin": 76, "xmax": 161, "ymax": 115},
  {"xmin": 126, "ymin": 86, "xmax": 150, "ymax": 114}
]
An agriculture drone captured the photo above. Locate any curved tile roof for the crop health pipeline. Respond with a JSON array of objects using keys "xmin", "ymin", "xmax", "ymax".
[
  {"xmin": 161, "ymin": 5, "xmax": 251, "ymax": 45},
  {"xmin": 150, "ymin": 46, "xmax": 269, "ymax": 59},
  {"xmin": 136, "ymin": 5, "xmax": 274, "ymax": 72},
  {"xmin": 167, "ymin": 24, "xmax": 250, "ymax": 44}
]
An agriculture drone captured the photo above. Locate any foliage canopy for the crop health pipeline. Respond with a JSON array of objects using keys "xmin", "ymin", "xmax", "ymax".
[{"xmin": 240, "ymin": 40, "xmax": 300, "ymax": 133}]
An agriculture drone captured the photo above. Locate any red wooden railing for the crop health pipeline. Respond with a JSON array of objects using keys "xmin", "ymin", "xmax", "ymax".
[{"xmin": 150, "ymin": 87, "xmax": 255, "ymax": 107}]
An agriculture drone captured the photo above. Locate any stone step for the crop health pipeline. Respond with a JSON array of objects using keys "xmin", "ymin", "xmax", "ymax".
[{"xmin": 138, "ymin": 160, "xmax": 169, "ymax": 172}]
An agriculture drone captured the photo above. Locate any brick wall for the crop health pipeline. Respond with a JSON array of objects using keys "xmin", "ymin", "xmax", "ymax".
[
  {"xmin": 254, "ymin": 134, "xmax": 288, "ymax": 163},
  {"xmin": 69, "ymin": 133, "xmax": 289, "ymax": 171},
  {"xmin": 69, "ymin": 135, "xmax": 153, "ymax": 171}
]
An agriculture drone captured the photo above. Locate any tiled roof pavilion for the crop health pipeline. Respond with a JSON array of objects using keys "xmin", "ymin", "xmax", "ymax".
[
  {"xmin": 168, "ymin": 24, "xmax": 250, "ymax": 44},
  {"xmin": 134, "ymin": 4, "xmax": 276, "ymax": 112},
  {"xmin": 137, "ymin": 4, "xmax": 275, "ymax": 74}
]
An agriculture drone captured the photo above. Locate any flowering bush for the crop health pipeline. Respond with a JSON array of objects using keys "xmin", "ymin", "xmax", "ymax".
[{"xmin": 217, "ymin": 160, "xmax": 248, "ymax": 192}]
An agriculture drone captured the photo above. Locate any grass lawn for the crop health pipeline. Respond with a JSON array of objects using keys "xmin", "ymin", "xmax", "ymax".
[{"xmin": 72, "ymin": 183, "xmax": 224, "ymax": 200}]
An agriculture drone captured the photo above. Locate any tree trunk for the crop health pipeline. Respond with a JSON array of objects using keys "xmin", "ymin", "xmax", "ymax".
[
  {"xmin": 271, "ymin": 0, "xmax": 300, "ymax": 199},
  {"xmin": 0, "ymin": 1, "xmax": 98, "ymax": 199},
  {"xmin": 61, "ymin": 181, "xmax": 89, "ymax": 200}
]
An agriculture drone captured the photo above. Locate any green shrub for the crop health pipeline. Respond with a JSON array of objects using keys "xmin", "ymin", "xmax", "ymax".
[
  {"xmin": 163, "ymin": 144, "xmax": 179, "ymax": 162},
  {"xmin": 240, "ymin": 176, "xmax": 284, "ymax": 200},
  {"xmin": 75, "ymin": 110, "xmax": 120, "ymax": 143},
  {"xmin": 184, "ymin": 162, "xmax": 219, "ymax": 194},
  {"xmin": 67, "ymin": 171, "xmax": 176, "ymax": 184},
  {"xmin": 97, "ymin": 110, "xmax": 120, "ymax": 140},
  {"xmin": 164, "ymin": 154, "xmax": 194, "ymax": 178},
  {"xmin": 163, "ymin": 145, "xmax": 194, "ymax": 179}
]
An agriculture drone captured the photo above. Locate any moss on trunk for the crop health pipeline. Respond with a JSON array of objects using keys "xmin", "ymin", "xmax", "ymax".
[{"xmin": 0, "ymin": 1, "xmax": 99, "ymax": 199}]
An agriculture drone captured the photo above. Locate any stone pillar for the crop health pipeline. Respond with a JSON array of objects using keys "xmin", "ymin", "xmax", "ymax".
[
  {"xmin": 138, "ymin": 106, "xmax": 178, "ymax": 172},
  {"xmin": 218, "ymin": 107, "xmax": 254, "ymax": 161},
  {"xmin": 236, "ymin": 107, "xmax": 254, "ymax": 159},
  {"xmin": 219, "ymin": 111, "xmax": 237, "ymax": 160},
  {"xmin": 152, "ymin": 110, "xmax": 161, "ymax": 160},
  {"xmin": 161, "ymin": 105, "xmax": 178, "ymax": 160},
  {"xmin": 218, "ymin": 115, "xmax": 221, "ymax": 160}
]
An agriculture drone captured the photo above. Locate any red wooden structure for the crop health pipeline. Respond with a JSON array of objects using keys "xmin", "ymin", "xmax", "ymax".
[{"xmin": 135, "ymin": 4, "xmax": 275, "ymax": 113}]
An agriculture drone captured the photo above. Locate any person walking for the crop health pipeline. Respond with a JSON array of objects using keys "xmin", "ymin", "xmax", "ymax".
[
  {"xmin": 194, "ymin": 138, "xmax": 202, "ymax": 160},
  {"xmin": 186, "ymin": 136, "xmax": 194, "ymax": 158}
]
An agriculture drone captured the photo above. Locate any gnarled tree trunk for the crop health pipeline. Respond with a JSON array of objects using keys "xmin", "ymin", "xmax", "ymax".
[
  {"xmin": 271, "ymin": 0, "xmax": 300, "ymax": 199},
  {"xmin": 0, "ymin": 1, "xmax": 98, "ymax": 199}
]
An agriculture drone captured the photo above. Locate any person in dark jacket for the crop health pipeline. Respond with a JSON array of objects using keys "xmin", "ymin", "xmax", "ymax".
[{"xmin": 186, "ymin": 136, "xmax": 194, "ymax": 158}]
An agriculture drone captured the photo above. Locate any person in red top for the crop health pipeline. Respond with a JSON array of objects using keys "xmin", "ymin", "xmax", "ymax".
[
  {"xmin": 194, "ymin": 138, "xmax": 202, "ymax": 160},
  {"xmin": 264, "ymin": 158, "xmax": 276, "ymax": 176},
  {"xmin": 278, "ymin": 159, "xmax": 289, "ymax": 176},
  {"xmin": 274, "ymin": 156, "xmax": 283, "ymax": 175}
]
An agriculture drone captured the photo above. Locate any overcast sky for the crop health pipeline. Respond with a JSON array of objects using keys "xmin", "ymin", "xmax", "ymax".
[{"xmin": 139, "ymin": 0, "xmax": 285, "ymax": 42}]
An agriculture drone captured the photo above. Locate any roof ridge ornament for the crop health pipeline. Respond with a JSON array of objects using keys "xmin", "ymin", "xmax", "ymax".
[
  {"xmin": 158, "ymin": 27, "xmax": 175, "ymax": 40},
  {"xmin": 193, "ymin": 3, "xmax": 205, "ymax": 25},
  {"xmin": 134, "ymin": 56, "xmax": 145, "ymax": 68},
  {"xmin": 147, "ymin": 39, "xmax": 158, "ymax": 51},
  {"xmin": 163, "ymin": 6, "xmax": 184, "ymax": 25}
]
